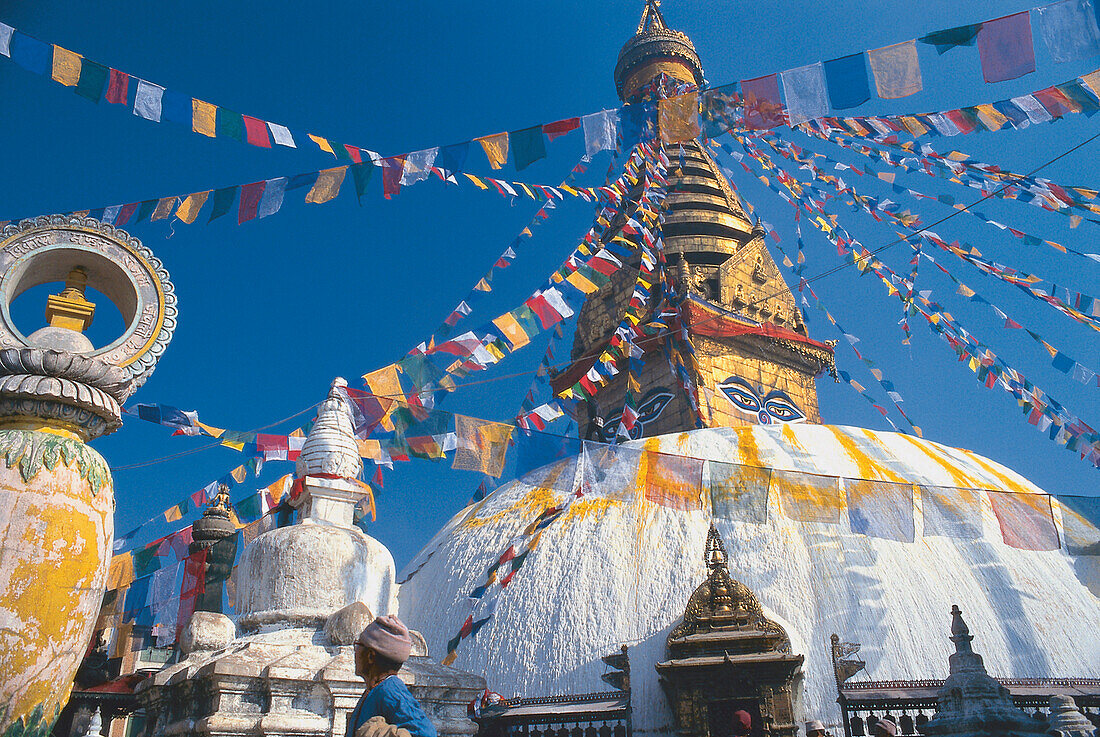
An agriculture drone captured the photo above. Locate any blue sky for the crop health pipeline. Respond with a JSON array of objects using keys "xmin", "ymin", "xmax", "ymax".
[{"xmin": 1, "ymin": 0, "xmax": 1097, "ymax": 568}]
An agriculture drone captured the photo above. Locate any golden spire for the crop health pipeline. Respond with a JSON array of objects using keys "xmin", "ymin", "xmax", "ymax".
[
  {"xmin": 44, "ymin": 267, "xmax": 96, "ymax": 333},
  {"xmin": 636, "ymin": 0, "xmax": 668, "ymax": 35}
]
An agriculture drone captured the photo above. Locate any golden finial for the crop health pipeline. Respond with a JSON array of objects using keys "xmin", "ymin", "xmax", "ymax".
[{"xmin": 45, "ymin": 267, "xmax": 96, "ymax": 333}]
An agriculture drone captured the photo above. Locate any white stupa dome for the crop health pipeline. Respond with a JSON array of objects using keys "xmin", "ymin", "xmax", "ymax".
[{"xmin": 397, "ymin": 423, "xmax": 1100, "ymax": 733}]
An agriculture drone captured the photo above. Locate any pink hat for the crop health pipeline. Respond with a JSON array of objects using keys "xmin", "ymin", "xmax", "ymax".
[
  {"xmin": 732, "ymin": 710, "xmax": 752, "ymax": 735},
  {"xmin": 358, "ymin": 615, "xmax": 413, "ymax": 663}
]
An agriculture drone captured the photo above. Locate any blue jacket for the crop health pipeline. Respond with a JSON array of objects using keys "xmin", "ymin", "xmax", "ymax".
[{"xmin": 347, "ymin": 675, "xmax": 438, "ymax": 737}]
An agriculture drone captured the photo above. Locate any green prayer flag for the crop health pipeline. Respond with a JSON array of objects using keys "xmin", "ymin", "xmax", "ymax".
[
  {"xmin": 75, "ymin": 60, "xmax": 108, "ymax": 102},
  {"xmin": 134, "ymin": 199, "xmax": 158, "ymax": 224},
  {"xmin": 216, "ymin": 109, "xmax": 246, "ymax": 142},
  {"xmin": 350, "ymin": 162, "xmax": 375, "ymax": 203},
  {"xmin": 919, "ymin": 23, "xmax": 982, "ymax": 54},
  {"xmin": 510, "ymin": 125, "xmax": 547, "ymax": 171},
  {"xmin": 333, "ymin": 141, "xmax": 353, "ymax": 162},
  {"xmin": 236, "ymin": 493, "xmax": 263, "ymax": 523},
  {"xmin": 208, "ymin": 186, "xmax": 238, "ymax": 222}
]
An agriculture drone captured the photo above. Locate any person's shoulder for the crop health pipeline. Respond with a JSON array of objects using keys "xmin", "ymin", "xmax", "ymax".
[{"xmin": 378, "ymin": 675, "xmax": 413, "ymax": 699}]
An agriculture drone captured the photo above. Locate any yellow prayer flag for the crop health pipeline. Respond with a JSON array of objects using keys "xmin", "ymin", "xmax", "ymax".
[
  {"xmin": 221, "ymin": 440, "xmax": 246, "ymax": 452},
  {"xmin": 106, "ymin": 553, "xmax": 135, "ymax": 591},
  {"xmin": 305, "ymin": 166, "xmax": 348, "ymax": 204},
  {"xmin": 151, "ymin": 197, "xmax": 177, "ymax": 221},
  {"xmin": 867, "ymin": 41, "xmax": 922, "ymax": 99},
  {"xmin": 267, "ymin": 474, "xmax": 292, "ymax": 505},
  {"xmin": 175, "ymin": 191, "xmax": 211, "ymax": 224},
  {"xmin": 452, "ymin": 415, "xmax": 514, "ymax": 478},
  {"xmin": 956, "ymin": 284, "xmax": 976, "ymax": 298},
  {"xmin": 356, "ymin": 438, "xmax": 383, "ymax": 461},
  {"xmin": 308, "ymin": 134, "xmax": 336, "ymax": 155},
  {"xmin": 492, "ymin": 312, "xmax": 531, "ymax": 351},
  {"xmin": 465, "ymin": 174, "xmax": 490, "ymax": 190},
  {"xmin": 974, "ymin": 104, "xmax": 1008, "ymax": 131},
  {"xmin": 362, "ymin": 364, "xmax": 404, "ymax": 432},
  {"xmin": 565, "ymin": 270, "xmax": 600, "ymax": 294},
  {"xmin": 774, "ymin": 469, "xmax": 843, "ymax": 524},
  {"xmin": 477, "ymin": 133, "xmax": 509, "ymax": 170},
  {"xmin": 164, "ymin": 505, "xmax": 183, "ymax": 523},
  {"xmin": 192, "ymin": 99, "xmax": 217, "ymax": 137},
  {"xmin": 51, "ymin": 46, "xmax": 82, "ymax": 87},
  {"xmin": 231, "ymin": 465, "xmax": 248, "ymax": 483},
  {"xmin": 197, "ymin": 421, "xmax": 225, "ymax": 438},
  {"xmin": 1081, "ymin": 70, "xmax": 1100, "ymax": 97},
  {"xmin": 659, "ymin": 91, "xmax": 700, "ymax": 144},
  {"xmin": 899, "ymin": 115, "xmax": 929, "ymax": 137}
]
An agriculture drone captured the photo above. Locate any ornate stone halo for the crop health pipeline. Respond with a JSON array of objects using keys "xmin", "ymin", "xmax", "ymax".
[{"xmin": 0, "ymin": 215, "xmax": 176, "ymax": 397}]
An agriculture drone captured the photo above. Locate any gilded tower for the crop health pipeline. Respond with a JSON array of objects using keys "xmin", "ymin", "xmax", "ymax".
[{"xmin": 554, "ymin": 2, "xmax": 834, "ymax": 440}]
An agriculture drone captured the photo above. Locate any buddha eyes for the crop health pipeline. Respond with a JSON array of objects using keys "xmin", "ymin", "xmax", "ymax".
[{"xmin": 718, "ymin": 377, "xmax": 805, "ymax": 424}]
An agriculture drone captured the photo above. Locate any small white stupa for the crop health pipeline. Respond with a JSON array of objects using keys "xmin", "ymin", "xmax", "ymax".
[{"xmin": 138, "ymin": 378, "xmax": 485, "ymax": 737}]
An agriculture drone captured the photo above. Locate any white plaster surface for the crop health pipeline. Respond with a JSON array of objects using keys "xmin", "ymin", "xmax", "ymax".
[{"xmin": 398, "ymin": 424, "xmax": 1100, "ymax": 735}]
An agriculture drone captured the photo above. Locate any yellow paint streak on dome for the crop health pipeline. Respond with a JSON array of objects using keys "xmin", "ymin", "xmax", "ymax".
[
  {"xmin": 562, "ymin": 496, "xmax": 622, "ymax": 525},
  {"xmin": 460, "ymin": 485, "xmax": 560, "ymax": 530},
  {"xmin": 894, "ymin": 433, "xmax": 983, "ymax": 488},
  {"xmin": 732, "ymin": 426, "xmax": 765, "ymax": 470},
  {"xmin": 829, "ymin": 427, "xmax": 908, "ymax": 484},
  {"xmin": 779, "ymin": 424, "xmax": 810, "ymax": 460},
  {"xmin": 955, "ymin": 448, "xmax": 1032, "ymax": 493}
]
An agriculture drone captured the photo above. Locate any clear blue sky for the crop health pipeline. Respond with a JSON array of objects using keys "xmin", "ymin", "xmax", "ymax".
[{"xmin": 1, "ymin": 0, "xmax": 1097, "ymax": 569}]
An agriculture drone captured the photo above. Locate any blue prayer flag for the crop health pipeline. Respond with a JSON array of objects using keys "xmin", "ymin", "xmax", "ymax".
[
  {"xmin": 823, "ymin": 53, "xmax": 871, "ymax": 110},
  {"xmin": 11, "ymin": 32, "xmax": 50, "ymax": 75},
  {"xmin": 1060, "ymin": 494, "xmax": 1100, "ymax": 554}
]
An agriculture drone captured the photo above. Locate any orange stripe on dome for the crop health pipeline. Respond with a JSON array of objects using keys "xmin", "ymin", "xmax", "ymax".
[
  {"xmin": 828, "ymin": 426, "xmax": 908, "ymax": 484},
  {"xmin": 894, "ymin": 434, "xmax": 984, "ymax": 489}
]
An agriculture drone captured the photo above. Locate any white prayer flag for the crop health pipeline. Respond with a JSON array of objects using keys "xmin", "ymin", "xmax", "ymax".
[{"xmin": 133, "ymin": 79, "xmax": 165, "ymax": 122}]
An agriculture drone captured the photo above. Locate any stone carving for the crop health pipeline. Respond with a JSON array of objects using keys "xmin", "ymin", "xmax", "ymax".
[
  {"xmin": 297, "ymin": 377, "xmax": 364, "ymax": 481},
  {"xmin": 1046, "ymin": 695, "xmax": 1097, "ymax": 736},
  {"xmin": 0, "ymin": 218, "xmax": 174, "ymax": 737}
]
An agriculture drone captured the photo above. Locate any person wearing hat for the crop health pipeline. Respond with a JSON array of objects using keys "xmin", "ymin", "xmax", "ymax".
[
  {"xmin": 732, "ymin": 710, "xmax": 752, "ymax": 737},
  {"xmin": 805, "ymin": 719, "xmax": 827, "ymax": 736},
  {"xmin": 871, "ymin": 717, "xmax": 897, "ymax": 736},
  {"xmin": 347, "ymin": 615, "xmax": 437, "ymax": 737}
]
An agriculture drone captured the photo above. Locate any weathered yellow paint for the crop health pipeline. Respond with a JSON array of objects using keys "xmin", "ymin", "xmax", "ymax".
[
  {"xmin": 895, "ymin": 433, "xmax": 983, "ymax": 489},
  {"xmin": 956, "ymin": 448, "xmax": 1032, "ymax": 494},
  {"xmin": 0, "ymin": 440, "xmax": 113, "ymax": 736},
  {"xmin": 829, "ymin": 426, "xmax": 908, "ymax": 485}
]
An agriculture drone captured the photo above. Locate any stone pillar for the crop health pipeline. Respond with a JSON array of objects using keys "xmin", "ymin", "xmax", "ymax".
[{"xmin": 0, "ymin": 217, "xmax": 175, "ymax": 737}]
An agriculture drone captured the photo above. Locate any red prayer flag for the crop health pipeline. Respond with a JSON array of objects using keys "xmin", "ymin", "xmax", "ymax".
[
  {"xmin": 105, "ymin": 68, "xmax": 129, "ymax": 104},
  {"xmin": 176, "ymin": 548, "xmax": 207, "ymax": 639},
  {"xmin": 989, "ymin": 491, "xmax": 1060, "ymax": 551},
  {"xmin": 242, "ymin": 115, "xmax": 271, "ymax": 147},
  {"xmin": 344, "ymin": 145, "xmax": 363, "ymax": 163},
  {"xmin": 238, "ymin": 180, "xmax": 266, "ymax": 224},
  {"xmin": 644, "ymin": 451, "xmax": 703, "ymax": 511},
  {"xmin": 1034, "ymin": 87, "xmax": 1076, "ymax": 118},
  {"xmin": 944, "ymin": 109, "xmax": 977, "ymax": 134},
  {"xmin": 977, "ymin": 12, "xmax": 1036, "ymax": 83},
  {"xmin": 741, "ymin": 74, "xmax": 785, "ymax": 129},
  {"xmin": 115, "ymin": 202, "xmax": 139, "ymax": 226},
  {"xmin": 543, "ymin": 117, "xmax": 580, "ymax": 141},
  {"xmin": 382, "ymin": 156, "xmax": 406, "ymax": 199}
]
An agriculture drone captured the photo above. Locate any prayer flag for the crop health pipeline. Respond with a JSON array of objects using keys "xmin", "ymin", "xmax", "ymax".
[
  {"xmin": 258, "ymin": 177, "xmax": 286, "ymax": 218},
  {"xmin": 51, "ymin": 46, "xmax": 82, "ymax": 86},
  {"xmin": 161, "ymin": 90, "xmax": 191, "ymax": 125},
  {"xmin": 619, "ymin": 101, "xmax": 656, "ymax": 146},
  {"xmin": 267, "ymin": 122, "xmax": 296, "ymax": 148},
  {"xmin": 582, "ymin": 110, "xmax": 617, "ymax": 155},
  {"xmin": 1037, "ymin": 0, "xmax": 1100, "ymax": 63},
  {"xmin": 741, "ymin": 74, "xmax": 785, "ymax": 128},
  {"xmin": 105, "ymin": 68, "xmax": 129, "ymax": 104},
  {"xmin": 773, "ymin": 469, "xmax": 843, "ymax": 523},
  {"xmin": 175, "ymin": 191, "xmax": 210, "ymax": 224},
  {"xmin": 511, "ymin": 126, "xmax": 547, "ymax": 170},
  {"xmin": 11, "ymin": 32, "xmax": 50, "ymax": 75},
  {"xmin": 1059, "ymin": 495, "xmax": 1100, "ymax": 555},
  {"xmin": 381, "ymin": 156, "xmax": 406, "ymax": 198},
  {"xmin": 350, "ymin": 162, "xmax": 374, "ymax": 203},
  {"xmin": 921, "ymin": 486, "xmax": 982, "ymax": 539},
  {"xmin": 643, "ymin": 451, "xmax": 703, "ymax": 511},
  {"xmin": 401, "ymin": 148, "xmax": 438, "ymax": 186},
  {"xmin": 238, "ymin": 181, "xmax": 266, "ymax": 224},
  {"xmin": 106, "ymin": 552, "xmax": 135, "ymax": 590},
  {"xmin": 845, "ymin": 479, "xmax": 915, "ymax": 542},
  {"xmin": 362, "ymin": 365, "xmax": 403, "ymax": 432},
  {"xmin": 242, "ymin": 115, "xmax": 271, "ymax": 147},
  {"xmin": 208, "ymin": 186, "xmax": 237, "ymax": 222},
  {"xmin": 0, "ymin": 22, "xmax": 12, "ymax": 57},
  {"xmin": 989, "ymin": 491, "xmax": 1059, "ymax": 551},
  {"xmin": 659, "ymin": 90, "xmax": 701, "ymax": 143},
  {"xmin": 867, "ymin": 40, "xmax": 923, "ymax": 99},
  {"xmin": 780, "ymin": 63, "xmax": 828, "ymax": 125},
  {"xmin": 491, "ymin": 312, "xmax": 531, "ymax": 351},
  {"xmin": 217, "ymin": 109, "xmax": 245, "ymax": 142},
  {"xmin": 151, "ymin": 197, "xmax": 176, "ymax": 221},
  {"xmin": 581, "ymin": 442, "xmax": 642, "ymax": 501},
  {"xmin": 477, "ymin": 133, "xmax": 509, "ymax": 170},
  {"xmin": 192, "ymin": 99, "xmax": 217, "ymax": 137},
  {"xmin": 919, "ymin": 23, "xmax": 983, "ymax": 54},
  {"xmin": 134, "ymin": 199, "xmax": 157, "ymax": 224},
  {"xmin": 543, "ymin": 117, "xmax": 580, "ymax": 140},
  {"xmin": 306, "ymin": 166, "xmax": 348, "ymax": 204},
  {"xmin": 514, "ymin": 430, "xmax": 582, "ymax": 478},
  {"xmin": 437, "ymin": 142, "xmax": 470, "ymax": 177},
  {"xmin": 176, "ymin": 550, "xmax": 206, "ymax": 640},
  {"xmin": 978, "ymin": 12, "xmax": 1036, "ymax": 83},
  {"xmin": 823, "ymin": 53, "xmax": 871, "ymax": 110},
  {"xmin": 453, "ymin": 415, "xmax": 514, "ymax": 478},
  {"xmin": 308, "ymin": 134, "xmax": 335, "ymax": 155},
  {"xmin": 133, "ymin": 80, "xmax": 165, "ymax": 122},
  {"xmin": 115, "ymin": 203, "xmax": 138, "ymax": 227},
  {"xmin": 709, "ymin": 462, "xmax": 769, "ymax": 524}
]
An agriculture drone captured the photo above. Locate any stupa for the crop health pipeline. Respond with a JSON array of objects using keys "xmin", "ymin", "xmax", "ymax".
[
  {"xmin": 397, "ymin": 4, "xmax": 1100, "ymax": 734},
  {"xmin": 137, "ymin": 379, "xmax": 485, "ymax": 737}
]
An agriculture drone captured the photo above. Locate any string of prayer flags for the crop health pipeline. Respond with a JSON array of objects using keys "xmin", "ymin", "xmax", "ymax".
[
  {"xmin": 989, "ymin": 490, "xmax": 1060, "ymax": 550},
  {"xmin": 708, "ymin": 461, "xmax": 770, "ymax": 524},
  {"xmin": 846, "ymin": 479, "xmax": 916, "ymax": 542},
  {"xmin": 978, "ymin": 12, "xmax": 1036, "ymax": 83}
]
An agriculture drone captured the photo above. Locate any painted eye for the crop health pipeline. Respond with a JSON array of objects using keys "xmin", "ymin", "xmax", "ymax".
[
  {"xmin": 719, "ymin": 379, "xmax": 761, "ymax": 413},
  {"xmin": 763, "ymin": 393, "xmax": 806, "ymax": 423},
  {"xmin": 637, "ymin": 391, "xmax": 674, "ymax": 423}
]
